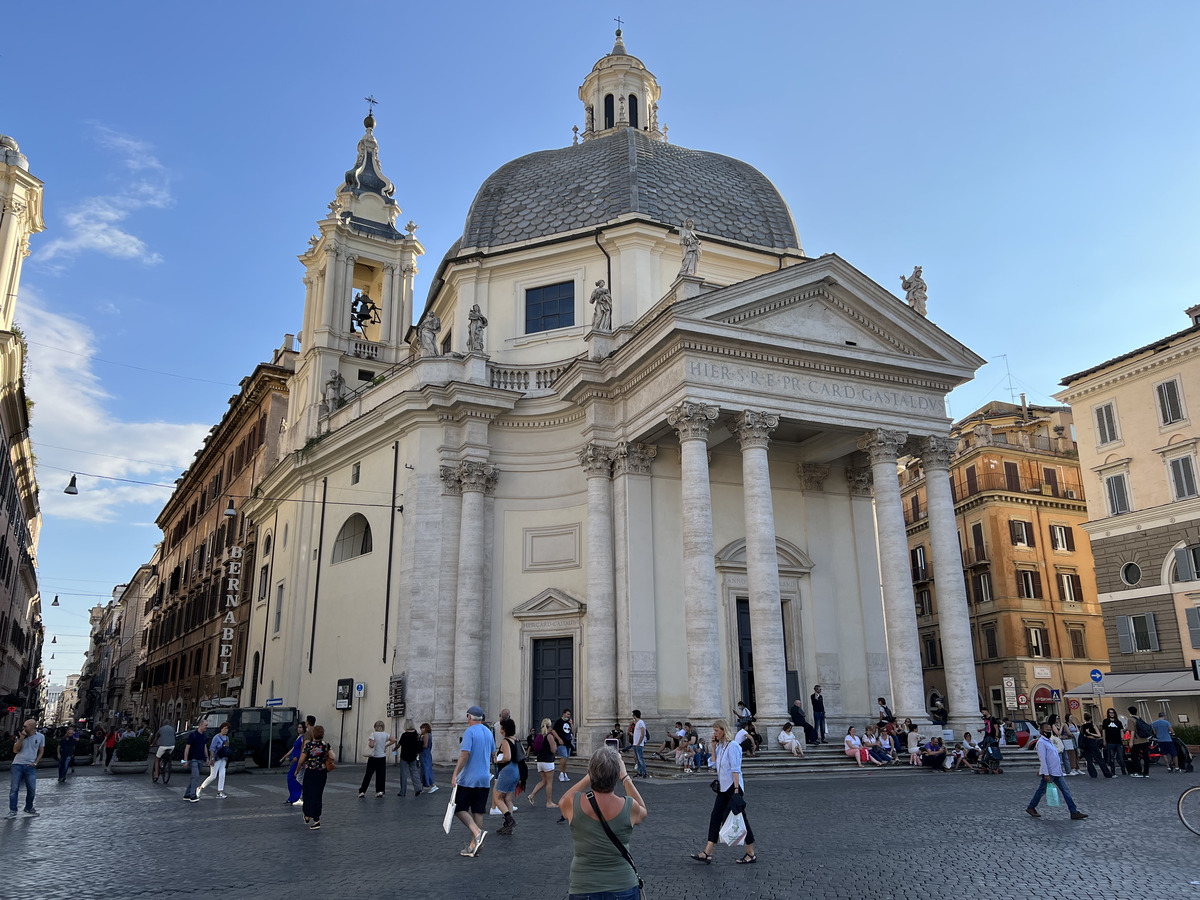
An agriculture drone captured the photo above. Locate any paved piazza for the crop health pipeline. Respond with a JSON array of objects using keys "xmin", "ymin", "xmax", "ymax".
[{"xmin": 6, "ymin": 764, "xmax": 1200, "ymax": 898}]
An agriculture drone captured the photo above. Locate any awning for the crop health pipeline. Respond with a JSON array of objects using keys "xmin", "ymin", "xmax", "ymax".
[
  {"xmin": 1066, "ymin": 670, "xmax": 1200, "ymax": 698},
  {"xmin": 1033, "ymin": 687, "xmax": 1054, "ymax": 704}
]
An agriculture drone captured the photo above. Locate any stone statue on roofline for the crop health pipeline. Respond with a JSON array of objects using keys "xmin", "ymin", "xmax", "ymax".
[
  {"xmin": 589, "ymin": 280, "xmax": 612, "ymax": 332},
  {"xmin": 678, "ymin": 218, "xmax": 701, "ymax": 277},
  {"xmin": 323, "ymin": 369, "xmax": 346, "ymax": 412},
  {"xmin": 467, "ymin": 304, "xmax": 488, "ymax": 352},
  {"xmin": 417, "ymin": 314, "xmax": 442, "ymax": 357},
  {"xmin": 901, "ymin": 266, "xmax": 928, "ymax": 316}
]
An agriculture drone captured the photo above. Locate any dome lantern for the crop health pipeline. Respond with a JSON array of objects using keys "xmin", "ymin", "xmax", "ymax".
[{"xmin": 578, "ymin": 28, "xmax": 662, "ymax": 143}]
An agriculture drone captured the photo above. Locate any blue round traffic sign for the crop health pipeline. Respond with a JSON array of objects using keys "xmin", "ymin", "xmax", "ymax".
[{"xmin": 1090, "ymin": 669, "xmax": 1103, "ymax": 683}]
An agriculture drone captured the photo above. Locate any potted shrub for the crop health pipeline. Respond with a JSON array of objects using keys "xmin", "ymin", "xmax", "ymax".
[{"xmin": 110, "ymin": 735, "xmax": 150, "ymax": 774}]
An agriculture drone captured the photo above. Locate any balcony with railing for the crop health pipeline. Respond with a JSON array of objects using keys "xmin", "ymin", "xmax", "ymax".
[
  {"xmin": 911, "ymin": 565, "xmax": 931, "ymax": 584},
  {"xmin": 903, "ymin": 506, "xmax": 929, "ymax": 526},
  {"xmin": 951, "ymin": 471, "xmax": 1085, "ymax": 502},
  {"xmin": 962, "ymin": 547, "xmax": 989, "ymax": 567},
  {"xmin": 489, "ymin": 363, "xmax": 569, "ymax": 393}
]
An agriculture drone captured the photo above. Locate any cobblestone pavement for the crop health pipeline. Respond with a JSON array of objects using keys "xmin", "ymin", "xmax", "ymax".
[{"xmin": 6, "ymin": 762, "xmax": 1200, "ymax": 899}]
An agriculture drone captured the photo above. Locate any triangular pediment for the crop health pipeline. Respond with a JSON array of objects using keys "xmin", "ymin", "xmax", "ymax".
[
  {"xmin": 724, "ymin": 290, "xmax": 908, "ymax": 355},
  {"xmin": 512, "ymin": 587, "xmax": 587, "ymax": 620}
]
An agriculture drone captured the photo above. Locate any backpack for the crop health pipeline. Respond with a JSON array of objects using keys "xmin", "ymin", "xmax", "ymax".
[
  {"xmin": 532, "ymin": 733, "xmax": 545, "ymax": 754},
  {"xmin": 512, "ymin": 734, "xmax": 526, "ymax": 763},
  {"xmin": 1134, "ymin": 718, "xmax": 1154, "ymax": 740}
]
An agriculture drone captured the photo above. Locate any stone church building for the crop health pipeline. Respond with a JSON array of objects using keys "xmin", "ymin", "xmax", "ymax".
[{"xmin": 243, "ymin": 32, "xmax": 986, "ymax": 755}]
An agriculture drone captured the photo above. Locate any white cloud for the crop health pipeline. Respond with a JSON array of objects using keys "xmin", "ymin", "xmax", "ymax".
[
  {"xmin": 19, "ymin": 290, "xmax": 209, "ymax": 523},
  {"xmin": 37, "ymin": 125, "xmax": 172, "ymax": 266}
]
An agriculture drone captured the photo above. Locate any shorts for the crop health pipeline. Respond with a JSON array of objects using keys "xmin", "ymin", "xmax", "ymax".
[
  {"xmin": 1159, "ymin": 740, "xmax": 1176, "ymax": 755},
  {"xmin": 155, "ymin": 746, "xmax": 173, "ymax": 759},
  {"xmin": 496, "ymin": 763, "xmax": 519, "ymax": 793},
  {"xmin": 455, "ymin": 785, "xmax": 490, "ymax": 815},
  {"xmin": 537, "ymin": 761, "xmax": 556, "ymax": 773},
  {"xmin": 556, "ymin": 744, "xmax": 570, "ymax": 758}
]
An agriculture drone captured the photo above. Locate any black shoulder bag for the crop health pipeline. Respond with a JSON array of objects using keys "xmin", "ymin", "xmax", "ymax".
[{"xmin": 585, "ymin": 790, "xmax": 647, "ymax": 899}]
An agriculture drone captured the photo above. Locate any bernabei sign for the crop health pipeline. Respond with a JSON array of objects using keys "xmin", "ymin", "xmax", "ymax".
[{"xmin": 219, "ymin": 546, "xmax": 243, "ymax": 676}]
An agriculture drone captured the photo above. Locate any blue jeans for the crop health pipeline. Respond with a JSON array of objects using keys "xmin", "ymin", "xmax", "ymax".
[
  {"xmin": 10, "ymin": 763, "xmax": 36, "ymax": 811},
  {"xmin": 58, "ymin": 755, "xmax": 73, "ymax": 781},
  {"xmin": 813, "ymin": 712, "xmax": 826, "ymax": 741},
  {"xmin": 568, "ymin": 888, "xmax": 640, "ymax": 900},
  {"xmin": 633, "ymin": 745, "xmax": 646, "ymax": 776},
  {"xmin": 1028, "ymin": 774, "xmax": 1077, "ymax": 813},
  {"xmin": 185, "ymin": 759, "xmax": 202, "ymax": 798},
  {"xmin": 396, "ymin": 758, "xmax": 422, "ymax": 796}
]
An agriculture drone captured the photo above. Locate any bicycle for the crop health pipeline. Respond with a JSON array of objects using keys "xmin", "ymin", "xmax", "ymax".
[
  {"xmin": 155, "ymin": 751, "xmax": 173, "ymax": 785},
  {"xmin": 1178, "ymin": 785, "xmax": 1200, "ymax": 835}
]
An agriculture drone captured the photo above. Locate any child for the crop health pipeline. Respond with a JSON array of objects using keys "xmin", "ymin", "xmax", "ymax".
[{"xmin": 907, "ymin": 724, "xmax": 922, "ymax": 766}]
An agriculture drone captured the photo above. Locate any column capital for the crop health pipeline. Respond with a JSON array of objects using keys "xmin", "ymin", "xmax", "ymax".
[
  {"xmin": 918, "ymin": 434, "xmax": 958, "ymax": 471},
  {"xmin": 578, "ymin": 443, "xmax": 614, "ymax": 478},
  {"xmin": 612, "ymin": 441, "xmax": 657, "ymax": 477},
  {"xmin": 845, "ymin": 465, "xmax": 873, "ymax": 496},
  {"xmin": 857, "ymin": 428, "xmax": 909, "ymax": 465},
  {"xmin": 439, "ymin": 465, "xmax": 463, "ymax": 495},
  {"xmin": 667, "ymin": 400, "xmax": 719, "ymax": 442},
  {"xmin": 797, "ymin": 463, "xmax": 830, "ymax": 492},
  {"xmin": 456, "ymin": 460, "xmax": 498, "ymax": 494},
  {"xmin": 732, "ymin": 409, "xmax": 779, "ymax": 450}
]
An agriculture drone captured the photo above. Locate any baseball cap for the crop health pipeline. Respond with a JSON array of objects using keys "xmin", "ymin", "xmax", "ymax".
[{"xmin": 467, "ymin": 705, "xmax": 485, "ymax": 719}]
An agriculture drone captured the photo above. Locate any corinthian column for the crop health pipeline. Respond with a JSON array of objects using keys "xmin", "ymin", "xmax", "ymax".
[
  {"xmin": 858, "ymin": 428, "xmax": 927, "ymax": 721},
  {"xmin": 452, "ymin": 460, "xmax": 497, "ymax": 715},
  {"xmin": 579, "ymin": 444, "xmax": 617, "ymax": 728},
  {"xmin": 920, "ymin": 434, "xmax": 979, "ymax": 735},
  {"xmin": 667, "ymin": 400, "xmax": 723, "ymax": 721},
  {"xmin": 612, "ymin": 441, "xmax": 657, "ymax": 717},
  {"xmin": 732, "ymin": 410, "xmax": 788, "ymax": 725}
]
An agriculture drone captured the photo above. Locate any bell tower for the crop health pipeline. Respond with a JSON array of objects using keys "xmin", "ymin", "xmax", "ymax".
[
  {"xmin": 578, "ymin": 28, "xmax": 663, "ymax": 142},
  {"xmin": 290, "ymin": 110, "xmax": 424, "ymax": 442}
]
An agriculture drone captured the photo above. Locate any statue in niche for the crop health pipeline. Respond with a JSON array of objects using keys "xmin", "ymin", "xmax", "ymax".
[
  {"xmin": 585, "ymin": 103, "xmax": 595, "ymax": 132},
  {"xmin": 467, "ymin": 304, "xmax": 488, "ymax": 352},
  {"xmin": 589, "ymin": 280, "xmax": 613, "ymax": 332},
  {"xmin": 417, "ymin": 314, "xmax": 442, "ymax": 357},
  {"xmin": 678, "ymin": 218, "xmax": 701, "ymax": 277},
  {"xmin": 350, "ymin": 291, "xmax": 381, "ymax": 333},
  {"xmin": 323, "ymin": 369, "xmax": 346, "ymax": 408},
  {"xmin": 900, "ymin": 266, "xmax": 928, "ymax": 316}
]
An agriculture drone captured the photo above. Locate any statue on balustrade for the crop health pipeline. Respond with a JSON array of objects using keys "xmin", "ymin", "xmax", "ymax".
[
  {"xmin": 589, "ymin": 280, "xmax": 612, "ymax": 332},
  {"xmin": 417, "ymin": 314, "xmax": 442, "ymax": 357},
  {"xmin": 467, "ymin": 304, "xmax": 488, "ymax": 352}
]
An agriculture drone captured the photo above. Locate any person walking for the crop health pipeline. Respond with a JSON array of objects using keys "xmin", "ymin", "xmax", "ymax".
[
  {"xmin": 1078, "ymin": 714, "xmax": 1112, "ymax": 778},
  {"xmin": 450, "ymin": 705, "xmax": 495, "ymax": 857},
  {"xmin": 280, "ymin": 721, "xmax": 307, "ymax": 805},
  {"xmin": 1126, "ymin": 706, "xmax": 1154, "ymax": 778},
  {"xmin": 1101, "ymin": 708, "xmax": 1126, "ymax": 776},
  {"xmin": 419, "ymin": 722, "xmax": 439, "ymax": 793},
  {"xmin": 553, "ymin": 709, "xmax": 575, "ymax": 783},
  {"xmin": 1026, "ymin": 720, "xmax": 1087, "ymax": 820},
  {"xmin": 296, "ymin": 724, "xmax": 334, "ymax": 829},
  {"xmin": 8, "ymin": 719, "xmax": 44, "ymax": 817},
  {"xmin": 103, "ymin": 726, "xmax": 118, "ymax": 773},
  {"xmin": 493, "ymin": 717, "xmax": 520, "ymax": 835},
  {"xmin": 1153, "ymin": 712, "xmax": 1179, "ymax": 772},
  {"xmin": 182, "ymin": 719, "xmax": 208, "ymax": 803},
  {"xmin": 199, "ymin": 721, "xmax": 232, "ymax": 799},
  {"xmin": 527, "ymin": 717, "xmax": 559, "ymax": 808},
  {"xmin": 560, "ymin": 746, "xmax": 648, "ymax": 900},
  {"xmin": 630, "ymin": 711, "xmax": 650, "ymax": 778},
  {"xmin": 57, "ymin": 726, "xmax": 79, "ymax": 783},
  {"xmin": 358, "ymin": 720, "xmax": 395, "ymax": 799},
  {"xmin": 690, "ymin": 718, "xmax": 757, "ymax": 865},
  {"xmin": 1063, "ymin": 714, "xmax": 1082, "ymax": 775},
  {"xmin": 810, "ymin": 685, "xmax": 826, "ymax": 743},
  {"xmin": 152, "ymin": 721, "xmax": 176, "ymax": 783},
  {"xmin": 395, "ymin": 719, "xmax": 422, "ymax": 797}
]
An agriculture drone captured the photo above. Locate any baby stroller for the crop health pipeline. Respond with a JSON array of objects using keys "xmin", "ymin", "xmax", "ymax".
[
  {"xmin": 976, "ymin": 739, "xmax": 1003, "ymax": 774},
  {"xmin": 1177, "ymin": 739, "xmax": 1195, "ymax": 773}
]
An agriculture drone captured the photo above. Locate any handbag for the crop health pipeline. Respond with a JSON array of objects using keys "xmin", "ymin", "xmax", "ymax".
[
  {"xmin": 442, "ymin": 785, "xmax": 458, "ymax": 834},
  {"xmin": 719, "ymin": 810, "xmax": 747, "ymax": 846},
  {"xmin": 585, "ymin": 790, "xmax": 647, "ymax": 899},
  {"xmin": 324, "ymin": 752, "xmax": 337, "ymax": 772}
]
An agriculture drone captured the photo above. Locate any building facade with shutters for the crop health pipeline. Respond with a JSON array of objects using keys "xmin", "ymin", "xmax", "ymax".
[
  {"xmin": 141, "ymin": 349, "xmax": 294, "ymax": 730},
  {"xmin": 1058, "ymin": 306, "xmax": 1200, "ymax": 724},
  {"xmin": 901, "ymin": 401, "xmax": 1108, "ymax": 723}
]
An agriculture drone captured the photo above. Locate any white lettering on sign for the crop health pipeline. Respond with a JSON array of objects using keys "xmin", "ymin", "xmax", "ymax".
[
  {"xmin": 686, "ymin": 360, "xmax": 945, "ymax": 417},
  {"xmin": 227, "ymin": 561, "xmax": 241, "ymax": 575},
  {"xmin": 222, "ymin": 627, "xmax": 234, "ymax": 641},
  {"xmin": 226, "ymin": 578, "xmax": 240, "ymax": 592},
  {"xmin": 219, "ymin": 645, "xmax": 232, "ymax": 658},
  {"xmin": 222, "ymin": 610, "xmax": 236, "ymax": 624},
  {"xmin": 230, "ymin": 546, "xmax": 243, "ymax": 559},
  {"xmin": 220, "ymin": 546, "xmax": 243, "ymax": 679}
]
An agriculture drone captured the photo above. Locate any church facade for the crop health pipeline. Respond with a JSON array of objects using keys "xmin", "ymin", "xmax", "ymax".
[{"xmin": 243, "ymin": 33, "xmax": 986, "ymax": 755}]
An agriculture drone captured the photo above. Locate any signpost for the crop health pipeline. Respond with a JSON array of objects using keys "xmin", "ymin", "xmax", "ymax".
[
  {"xmin": 265, "ymin": 698, "xmax": 283, "ymax": 707},
  {"xmin": 1050, "ymin": 689, "xmax": 1062, "ymax": 702},
  {"xmin": 1068, "ymin": 698, "xmax": 1080, "ymax": 710},
  {"xmin": 1017, "ymin": 693, "xmax": 1029, "ymax": 707},
  {"xmin": 1003, "ymin": 676, "xmax": 1018, "ymax": 711},
  {"xmin": 1090, "ymin": 668, "xmax": 1105, "ymax": 698}
]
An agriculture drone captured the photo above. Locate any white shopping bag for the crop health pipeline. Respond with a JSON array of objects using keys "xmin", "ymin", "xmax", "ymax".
[
  {"xmin": 718, "ymin": 811, "xmax": 747, "ymax": 846},
  {"xmin": 442, "ymin": 786, "xmax": 458, "ymax": 834}
]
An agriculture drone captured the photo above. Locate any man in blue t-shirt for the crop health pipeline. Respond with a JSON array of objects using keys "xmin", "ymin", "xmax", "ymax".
[
  {"xmin": 182, "ymin": 719, "xmax": 209, "ymax": 803},
  {"xmin": 57, "ymin": 727, "xmax": 79, "ymax": 783},
  {"xmin": 1153, "ymin": 713, "xmax": 1178, "ymax": 771},
  {"xmin": 451, "ymin": 705, "xmax": 496, "ymax": 858}
]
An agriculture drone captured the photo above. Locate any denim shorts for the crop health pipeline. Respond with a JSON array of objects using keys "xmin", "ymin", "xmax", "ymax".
[
  {"xmin": 568, "ymin": 888, "xmax": 640, "ymax": 900},
  {"xmin": 557, "ymin": 744, "xmax": 570, "ymax": 758}
]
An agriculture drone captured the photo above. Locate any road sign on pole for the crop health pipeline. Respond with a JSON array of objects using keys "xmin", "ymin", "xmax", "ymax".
[
  {"xmin": 1090, "ymin": 669, "xmax": 1104, "ymax": 683},
  {"xmin": 1050, "ymin": 689, "xmax": 1062, "ymax": 701},
  {"xmin": 265, "ymin": 698, "xmax": 283, "ymax": 707},
  {"xmin": 1017, "ymin": 693, "xmax": 1029, "ymax": 707}
]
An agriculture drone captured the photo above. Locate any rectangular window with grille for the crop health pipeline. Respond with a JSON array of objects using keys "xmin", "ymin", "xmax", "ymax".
[
  {"xmin": 1171, "ymin": 456, "xmax": 1198, "ymax": 500},
  {"xmin": 923, "ymin": 635, "xmax": 939, "ymax": 666},
  {"xmin": 1049, "ymin": 524, "xmax": 1075, "ymax": 551},
  {"xmin": 915, "ymin": 589, "xmax": 931, "ymax": 616},
  {"xmin": 1058, "ymin": 572, "xmax": 1083, "ymax": 602},
  {"xmin": 1017, "ymin": 569, "xmax": 1043, "ymax": 599},
  {"xmin": 525, "ymin": 281, "xmax": 576, "ymax": 334},
  {"xmin": 1010, "ymin": 520, "xmax": 1035, "ymax": 547},
  {"xmin": 1095, "ymin": 402, "xmax": 1119, "ymax": 445},
  {"xmin": 1116, "ymin": 613, "xmax": 1159, "ymax": 653},
  {"xmin": 1069, "ymin": 629, "xmax": 1086, "ymax": 659},
  {"xmin": 1026, "ymin": 627, "xmax": 1049, "ymax": 658},
  {"xmin": 973, "ymin": 570, "xmax": 994, "ymax": 603},
  {"xmin": 1157, "ymin": 378, "xmax": 1185, "ymax": 425},
  {"xmin": 984, "ymin": 626, "xmax": 998, "ymax": 659},
  {"xmin": 1105, "ymin": 473, "xmax": 1130, "ymax": 515}
]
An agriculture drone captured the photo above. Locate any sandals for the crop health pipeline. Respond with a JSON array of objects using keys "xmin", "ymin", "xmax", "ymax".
[
  {"xmin": 736, "ymin": 853, "xmax": 758, "ymax": 865},
  {"xmin": 690, "ymin": 852, "xmax": 713, "ymax": 864}
]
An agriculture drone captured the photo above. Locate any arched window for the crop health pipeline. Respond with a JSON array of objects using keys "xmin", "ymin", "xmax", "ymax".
[
  {"xmin": 628, "ymin": 94, "xmax": 639, "ymax": 129},
  {"xmin": 332, "ymin": 513, "xmax": 373, "ymax": 563},
  {"xmin": 604, "ymin": 94, "xmax": 614, "ymax": 129}
]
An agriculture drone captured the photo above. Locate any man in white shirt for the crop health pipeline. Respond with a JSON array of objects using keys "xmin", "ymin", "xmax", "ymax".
[
  {"xmin": 1027, "ymin": 720, "xmax": 1088, "ymax": 820},
  {"xmin": 630, "ymin": 710, "xmax": 649, "ymax": 778},
  {"xmin": 8, "ymin": 720, "xmax": 45, "ymax": 817}
]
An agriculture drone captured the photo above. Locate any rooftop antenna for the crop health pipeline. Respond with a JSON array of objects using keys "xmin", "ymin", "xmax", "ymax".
[{"xmin": 992, "ymin": 354, "xmax": 1017, "ymax": 404}]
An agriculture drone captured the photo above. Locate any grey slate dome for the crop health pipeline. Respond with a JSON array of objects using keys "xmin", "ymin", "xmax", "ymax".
[{"xmin": 458, "ymin": 128, "xmax": 800, "ymax": 252}]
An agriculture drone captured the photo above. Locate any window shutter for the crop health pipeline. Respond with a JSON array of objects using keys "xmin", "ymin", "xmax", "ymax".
[
  {"xmin": 972, "ymin": 573, "xmax": 982, "ymax": 601},
  {"xmin": 1146, "ymin": 612, "xmax": 1159, "ymax": 651},
  {"xmin": 950, "ymin": 474, "xmax": 957, "ymax": 504},
  {"xmin": 1049, "ymin": 527, "xmax": 1060, "ymax": 551},
  {"xmin": 1064, "ymin": 527, "xmax": 1075, "ymax": 551},
  {"xmin": 1031, "ymin": 571, "xmax": 1043, "ymax": 598},
  {"xmin": 1187, "ymin": 607, "xmax": 1200, "ymax": 650},
  {"xmin": 1016, "ymin": 570, "xmax": 1026, "ymax": 598},
  {"xmin": 1025, "ymin": 522, "xmax": 1036, "ymax": 548},
  {"xmin": 1157, "ymin": 383, "xmax": 1171, "ymax": 424},
  {"xmin": 1116, "ymin": 616, "xmax": 1133, "ymax": 653},
  {"xmin": 1010, "ymin": 521, "xmax": 1020, "ymax": 545},
  {"xmin": 1176, "ymin": 547, "xmax": 1197, "ymax": 582},
  {"xmin": 1070, "ymin": 574, "xmax": 1083, "ymax": 601},
  {"xmin": 1025, "ymin": 627, "xmax": 1034, "ymax": 656},
  {"xmin": 1041, "ymin": 628, "xmax": 1052, "ymax": 655}
]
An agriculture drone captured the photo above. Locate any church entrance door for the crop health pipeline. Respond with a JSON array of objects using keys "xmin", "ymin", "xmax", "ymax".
[
  {"xmin": 735, "ymin": 598, "xmax": 756, "ymax": 711},
  {"xmin": 531, "ymin": 637, "xmax": 574, "ymax": 728}
]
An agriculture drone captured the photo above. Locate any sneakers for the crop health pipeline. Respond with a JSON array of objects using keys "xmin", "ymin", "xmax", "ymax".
[
  {"xmin": 309, "ymin": 820, "xmax": 321, "ymax": 830},
  {"xmin": 24, "ymin": 808, "xmax": 38, "ymax": 817},
  {"xmin": 1070, "ymin": 811, "xmax": 1088, "ymax": 820},
  {"xmin": 1025, "ymin": 807, "xmax": 1041, "ymax": 818},
  {"xmin": 217, "ymin": 793, "xmax": 227, "ymax": 800},
  {"xmin": 375, "ymin": 792, "xmax": 384, "ymax": 798},
  {"xmin": 460, "ymin": 830, "xmax": 487, "ymax": 857},
  {"xmin": 490, "ymin": 807, "xmax": 503, "ymax": 816},
  {"xmin": 6, "ymin": 810, "xmax": 16, "ymax": 818},
  {"xmin": 186, "ymin": 796, "xmax": 199, "ymax": 803},
  {"xmin": 358, "ymin": 793, "xmax": 366, "ymax": 799},
  {"xmin": 428, "ymin": 785, "xmax": 439, "ymax": 793}
]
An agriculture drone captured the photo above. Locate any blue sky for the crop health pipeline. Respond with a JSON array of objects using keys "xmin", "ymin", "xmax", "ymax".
[{"xmin": 8, "ymin": 2, "xmax": 1200, "ymax": 684}]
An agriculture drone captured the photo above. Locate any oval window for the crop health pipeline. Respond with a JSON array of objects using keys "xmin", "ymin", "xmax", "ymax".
[{"xmin": 1121, "ymin": 562, "xmax": 1142, "ymax": 586}]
